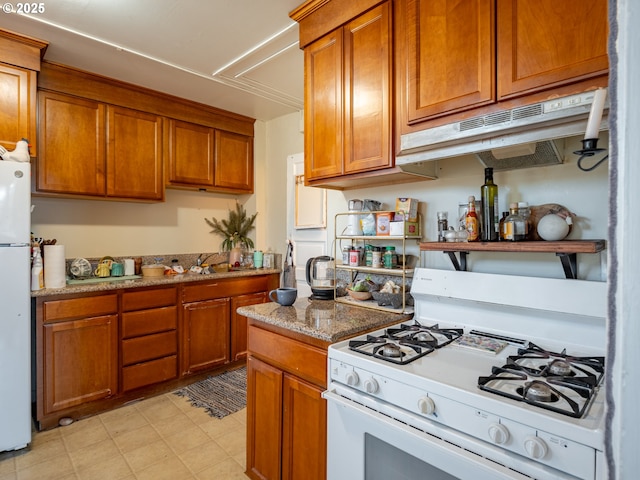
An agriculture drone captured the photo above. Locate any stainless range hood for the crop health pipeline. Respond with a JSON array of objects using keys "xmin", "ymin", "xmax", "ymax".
[{"xmin": 396, "ymin": 89, "xmax": 609, "ymax": 174}]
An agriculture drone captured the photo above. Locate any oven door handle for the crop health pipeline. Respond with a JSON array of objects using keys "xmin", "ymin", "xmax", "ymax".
[{"xmin": 323, "ymin": 388, "xmax": 570, "ymax": 480}]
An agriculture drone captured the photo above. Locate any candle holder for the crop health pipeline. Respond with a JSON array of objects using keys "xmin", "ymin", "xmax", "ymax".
[{"xmin": 573, "ymin": 138, "xmax": 608, "ymax": 172}]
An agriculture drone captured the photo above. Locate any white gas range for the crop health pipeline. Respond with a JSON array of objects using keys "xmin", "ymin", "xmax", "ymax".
[{"xmin": 324, "ymin": 268, "xmax": 607, "ymax": 480}]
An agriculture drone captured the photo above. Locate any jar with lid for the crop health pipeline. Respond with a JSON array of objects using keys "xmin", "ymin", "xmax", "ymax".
[
  {"xmin": 349, "ymin": 247, "xmax": 360, "ymax": 266},
  {"xmin": 518, "ymin": 202, "xmax": 532, "ymax": 239},
  {"xmin": 342, "ymin": 246, "xmax": 352, "ymax": 265},
  {"xmin": 364, "ymin": 245, "xmax": 373, "ymax": 267},
  {"xmin": 504, "ymin": 203, "xmax": 526, "ymax": 241},
  {"xmin": 372, "ymin": 246, "xmax": 382, "ymax": 268},
  {"xmin": 383, "ymin": 246, "xmax": 397, "ymax": 268}
]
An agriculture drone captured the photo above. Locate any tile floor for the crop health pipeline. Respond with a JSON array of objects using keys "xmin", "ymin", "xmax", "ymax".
[{"xmin": 0, "ymin": 392, "xmax": 248, "ymax": 480}]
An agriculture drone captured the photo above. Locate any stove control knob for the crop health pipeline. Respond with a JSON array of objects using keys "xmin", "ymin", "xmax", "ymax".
[
  {"xmin": 345, "ymin": 371, "xmax": 360, "ymax": 386},
  {"xmin": 488, "ymin": 423, "xmax": 510, "ymax": 445},
  {"xmin": 524, "ymin": 436, "xmax": 548, "ymax": 459},
  {"xmin": 364, "ymin": 378, "xmax": 379, "ymax": 394},
  {"xmin": 417, "ymin": 396, "xmax": 436, "ymax": 415}
]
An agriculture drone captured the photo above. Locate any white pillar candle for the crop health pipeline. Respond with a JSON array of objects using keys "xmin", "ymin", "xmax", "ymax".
[{"xmin": 584, "ymin": 88, "xmax": 607, "ymax": 140}]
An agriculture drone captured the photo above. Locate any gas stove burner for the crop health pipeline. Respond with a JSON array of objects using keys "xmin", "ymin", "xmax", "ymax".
[
  {"xmin": 520, "ymin": 381, "xmax": 558, "ymax": 403},
  {"xmin": 386, "ymin": 321, "xmax": 463, "ymax": 349},
  {"xmin": 379, "ymin": 343, "xmax": 403, "ymax": 358},
  {"xmin": 348, "ymin": 331, "xmax": 435, "ymax": 365},
  {"xmin": 548, "ymin": 359, "xmax": 573, "ymax": 376},
  {"xmin": 479, "ymin": 365, "xmax": 599, "ymax": 418}
]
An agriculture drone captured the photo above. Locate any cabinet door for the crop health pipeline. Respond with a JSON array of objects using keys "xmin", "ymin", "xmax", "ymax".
[
  {"xmin": 0, "ymin": 63, "xmax": 36, "ymax": 156},
  {"xmin": 167, "ymin": 119, "xmax": 214, "ymax": 186},
  {"xmin": 402, "ymin": 0, "xmax": 495, "ymax": 123},
  {"xmin": 247, "ymin": 355, "xmax": 283, "ymax": 480},
  {"xmin": 106, "ymin": 106, "xmax": 164, "ymax": 200},
  {"xmin": 230, "ymin": 292, "xmax": 267, "ymax": 362},
  {"xmin": 214, "ymin": 130, "xmax": 254, "ymax": 192},
  {"xmin": 497, "ymin": 0, "xmax": 609, "ymax": 100},
  {"xmin": 43, "ymin": 314, "xmax": 118, "ymax": 414},
  {"xmin": 343, "ymin": 1, "xmax": 393, "ymax": 174},
  {"xmin": 304, "ymin": 28, "xmax": 344, "ymax": 181},
  {"xmin": 282, "ymin": 374, "xmax": 326, "ymax": 480},
  {"xmin": 182, "ymin": 298, "xmax": 230, "ymax": 374},
  {"xmin": 37, "ymin": 91, "xmax": 106, "ymax": 195}
]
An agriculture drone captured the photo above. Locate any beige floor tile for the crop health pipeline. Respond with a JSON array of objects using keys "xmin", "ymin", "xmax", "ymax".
[
  {"xmin": 213, "ymin": 428, "xmax": 246, "ymax": 458},
  {"xmin": 0, "ymin": 455, "xmax": 16, "ymax": 475},
  {"xmin": 163, "ymin": 426, "xmax": 212, "ymax": 455},
  {"xmin": 123, "ymin": 438, "xmax": 173, "ymax": 473},
  {"xmin": 13, "ymin": 437, "xmax": 66, "ymax": 471},
  {"xmin": 178, "ymin": 440, "xmax": 229, "ymax": 474},
  {"xmin": 61, "ymin": 419, "xmax": 111, "ymax": 453},
  {"xmin": 74, "ymin": 453, "xmax": 132, "ymax": 480},
  {"xmin": 151, "ymin": 411, "xmax": 197, "ymax": 438},
  {"xmin": 135, "ymin": 456, "xmax": 192, "ymax": 480},
  {"xmin": 111, "ymin": 424, "xmax": 162, "ymax": 453},
  {"xmin": 167, "ymin": 393, "xmax": 198, "ymax": 413},
  {"xmin": 29, "ymin": 428, "xmax": 61, "ymax": 448},
  {"xmin": 195, "ymin": 457, "xmax": 246, "ymax": 480},
  {"xmin": 15, "ymin": 453, "xmax": 73, "ymax": 480},
  {"xmin": 0, "ymin": 471, "xmax": 17, "ymax": 480},
  {"xmin": 68, "ymin": 437, "xmax": 121, "ymax": 472},
  {"xmin": 101, "ymin": 410, "xmax": 150, "ymax": 439},
  {"xmin": 198, "ymin": 415, "xmax": 243, "ymax": 440},
  {"xmin": 136, "ymin": 396, "xmax": 183, "ymax": 424}
]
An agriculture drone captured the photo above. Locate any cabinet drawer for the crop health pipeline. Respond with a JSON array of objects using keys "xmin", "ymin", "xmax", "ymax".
[
  {"xmin": 183, "ymin": 276, "xmax": 268, "ymax": 303},
  {"xmin": 122, "ymin": 331, "xmax": 177, "ymax": 366},
  {"xmin": 122, "ymin": 306, "xmax": 177, "ymax": 339},
  {"xmin": 248, "ymin": 325, "xmax": 327, "ymax": 388},
  {"xmin": 43, "ymin": 294, "xmax": 118, "ymax": 322},
  {"xmin": 122, "ymin": 355, "xmax": 177, "ymax": 392},
  {"xmin": 122, "ymin": 287, "xmax": 177, "ymax": 311}
]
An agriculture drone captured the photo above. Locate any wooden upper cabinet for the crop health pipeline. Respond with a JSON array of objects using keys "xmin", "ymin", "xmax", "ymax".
[
  {"xmin": 107, "ymin": 106, "xmax": 164, "ymax": 200},
  {"xmin": 0, "ymin": 29, "xmax": 47, "ymax": 157},
  {"xmin": 303, "ymin": 1, "xmax": 392, "ymax": 182},
  {"xmin": 398, "ymin": 0, "xmax": 609, "ymax": 127},
  {"xmin": 37, "ymin": 92, "xmax": 164, "ymax": 200},
  {"xmin": 37, "ymin": 91, "xmax": 107, "ymax": 196},
  {"xmin": 496, "ymin": 0, "xmax": 609, "ymax": 99},
  {"xmin": 304, "ymin": 28, "xmax": 344, "ymax": 180},
  {"xmin": 168, "ymin": 119, "xmax": 254, "ymax": 193},
  {"xmin": 403, "ymin": 0, "xmax": 495, "ymax": 123},
  {"xmin": 344, "ymin": 2, "xmax": 393, "ymax": 174},
  {"xmin": 214, "ymin": 129, "xmax": 254, "ymax": 193},
  {"xmin": 168, "ymin": 119, "xmax": 214, "ymax": 186}
]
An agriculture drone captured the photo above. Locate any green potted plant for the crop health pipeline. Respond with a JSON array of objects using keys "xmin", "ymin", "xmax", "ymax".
[{"xmin": 205, "ymin": 202, "xmax": 257, "ymax": 265}]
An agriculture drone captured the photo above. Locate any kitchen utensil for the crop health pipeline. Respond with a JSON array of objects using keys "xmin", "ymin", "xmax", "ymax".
[{"xmin": 305, "ymin": 256, "xmax": 335, "ymax": 300}]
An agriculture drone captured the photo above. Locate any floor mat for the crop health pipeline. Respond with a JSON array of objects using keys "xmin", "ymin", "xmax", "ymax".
[{"xmin": 174, "ymin": 367, "xmax": 246, "ymax": 419}]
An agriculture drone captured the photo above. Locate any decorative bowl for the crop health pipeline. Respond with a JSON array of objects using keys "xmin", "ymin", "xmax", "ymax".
[{"xmin": 347, "ymin": 288, "xmax": 372, "ymax": 301}]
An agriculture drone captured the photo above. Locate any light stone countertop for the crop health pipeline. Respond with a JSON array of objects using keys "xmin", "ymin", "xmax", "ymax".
[
  {"xmin": 238, "ymin": 297, "xmax": 412, "ymax": 343},
  {"xmin": 30, "ymin": 268, "xmax": 282, "ymax": 297}
]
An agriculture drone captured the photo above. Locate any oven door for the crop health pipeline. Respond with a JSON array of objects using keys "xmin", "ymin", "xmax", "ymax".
[{"xmin": 324, "ymin": 386, "xmax": 577, "ymax": 480}]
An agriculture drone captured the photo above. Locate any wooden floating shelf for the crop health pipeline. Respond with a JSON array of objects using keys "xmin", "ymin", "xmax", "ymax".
[{"xmin": 419, "ymin": 240, "xmax": 606, "ymax": 279}]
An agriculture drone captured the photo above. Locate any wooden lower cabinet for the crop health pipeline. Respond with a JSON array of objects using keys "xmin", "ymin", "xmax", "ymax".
[
  {"xmin": 38, "ymin": 294, "xmax": 118, "ymax": 417},
  {"xmin": 231, "ymin": 292, "xmax": 268, "ymax": 361},
  {"xmin": 182, "ymin": 298, "xmax": 230, "ymax": 374},
  {"xmin": 121, "ymin": 287, "xmax": 178, "ymax": 391},
  {"xmin": 246, "ymin": 324, "xmax": 328, "ymax": 480}
]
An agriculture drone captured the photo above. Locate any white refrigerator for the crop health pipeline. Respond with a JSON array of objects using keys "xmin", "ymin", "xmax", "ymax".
[{"xmin": 0, "ymin": 160, "xmax": 32, "ymax": 451}]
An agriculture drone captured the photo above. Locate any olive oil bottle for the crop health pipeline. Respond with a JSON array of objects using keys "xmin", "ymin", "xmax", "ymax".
[{"xmin": 480, "ymin": 167, "xmax": 499, "ymax": 241}]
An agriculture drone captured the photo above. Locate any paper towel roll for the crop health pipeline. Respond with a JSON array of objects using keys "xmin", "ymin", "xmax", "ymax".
[{"xmin": 44, "ymin": 245, "xmax": 66, "ymax": 289}]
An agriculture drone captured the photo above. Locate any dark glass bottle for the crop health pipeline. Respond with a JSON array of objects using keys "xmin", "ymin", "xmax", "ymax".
[{"xmin": 480, "ymin": 167, "xmax": 499, "ymax": 241}]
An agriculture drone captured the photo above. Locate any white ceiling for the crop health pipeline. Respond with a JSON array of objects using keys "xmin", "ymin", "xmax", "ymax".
[{"xmin": 0, "ymin": 0, "xmax": 305, "ymax": 121}]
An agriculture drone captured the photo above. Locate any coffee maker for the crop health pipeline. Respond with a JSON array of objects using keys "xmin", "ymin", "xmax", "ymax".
[{"xmin": 305, "ymin": 256, "xmax": 335, "ymax": 300}]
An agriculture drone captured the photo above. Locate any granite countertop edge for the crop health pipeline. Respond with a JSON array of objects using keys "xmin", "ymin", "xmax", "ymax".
[
  {"xmin": 31, "ymin": 268, "xmax": 282, "ymax": 297},
  {"xmin": 238, "ymin": 297, "xmax": 412, "ymax": 343}
]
